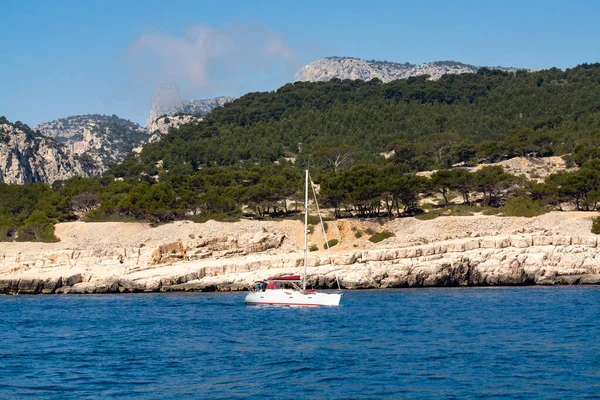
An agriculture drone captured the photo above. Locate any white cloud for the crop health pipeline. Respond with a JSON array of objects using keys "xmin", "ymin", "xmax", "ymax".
[{"xmin": 128, "ymin": 24, "xmax": 298, "ymax": 92}]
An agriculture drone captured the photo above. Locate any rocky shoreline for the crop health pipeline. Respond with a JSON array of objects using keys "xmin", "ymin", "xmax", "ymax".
[
  {"xmin": 0, "ymin": 213, "xmax": 600, "ymax": 294},
  {"xmin": 1, "ymin": 213, "xmax": 600, "ymax": 295}
]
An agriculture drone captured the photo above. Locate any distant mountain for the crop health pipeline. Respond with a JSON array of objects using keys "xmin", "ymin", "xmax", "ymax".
[
  {"xmin": 295, "ymin": 57, "xmax": 529, "ymax": 82},
  {"xmin": 2, "ymin": 93, "xmax": 231, "ymax": 185},
  {"xmin": 0, "ymin": 117, "xmax": 89, "ymax": 184},
  {"xmin": 145, "ymin": 83, "xmax": 235, "ymax": 129},
  {"xmin": 34, "ymin": 114, "xmax": 149, "ymax": 174}
]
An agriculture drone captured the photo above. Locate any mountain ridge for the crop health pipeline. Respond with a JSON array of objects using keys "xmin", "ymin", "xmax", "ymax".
[
  {"xmin": 34, "ymin": 114, "xmax": 150, "ymax": 176},
  {"xmin": 295, "ymin": 56, "xmax": 531, "ymax": 82}
]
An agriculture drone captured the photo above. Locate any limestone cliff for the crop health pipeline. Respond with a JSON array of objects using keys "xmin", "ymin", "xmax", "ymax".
[
  {"xmin": 34, "ymin": 114, "xmax": 149, "ymax": 175},
  {"xmin": 295, "ymin": 57, "xmax": 528, "ymax": 82},
  {"xmin": 0, "ymin": 117, "xmax": 89, "ymax": 184}
]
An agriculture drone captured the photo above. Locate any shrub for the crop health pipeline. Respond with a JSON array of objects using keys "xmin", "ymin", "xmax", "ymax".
[
  {"xmin": 482, "ymin": 207, "xmax": 502, "ymax": 216},
  {"xmin": 309, "ymin": 244, "xmax": 319, "ymax": 252},
  {"xmin": 502, "ymin": 196, "xmax": 547, "ymax": 218},
  {"xmin": 0, "ymin": 216, "xmax": 17, "ymax": 241},
  {"xmin": 592, "ymin": 217, "xmax": 600, "ymax": 234},
  {"xmin": 415, "ymin": 212, "xmax": 439, "ymax": 220},
  {"xmin": 364, "ymin": 228, "xmax": 375, "ymax": 235},
  {"xmin": 0, "ymin": 225, "xmax": 16, "ymax": 241},
  {"xmin": 369, "ymin": 230, "xmax": 395, "ymax": 243},
  {"xmin": 188, "ymin": 213, "xmax": 241, "ymax": 223},
  {"xmin": 306, "ymin": 215, "xmax": 334, "ymax": 225},
  {"xmin": 307, "ymin": 215, "xmax": 321, "ymax": 226},
  {"xmin": 324, "ymin": 239, "xmax": 339, "ymax": 248},
  {"xmin": 446, "ymin": 205, "xmax": 478, "ymax": 216},
  {"xmin": 18, "ymin": 211, "xmax": 59, "ymax": 242},
  {"xmin": 415, "ymin": 205, "xmax": 479, "ymax": 220},
  {"xmin": 354, "ymin": 230, "xmax": 363, "ymax": 238}
]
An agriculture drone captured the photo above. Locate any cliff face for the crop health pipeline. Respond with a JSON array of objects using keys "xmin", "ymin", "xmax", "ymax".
[
  {"xmin": 295, "ymin": 57, "xmax": 527, "ymax": 82},
  {"xmin": 0, "ymin": 119, "xmax": 88, "ymax": 184},
  {"xmin": 34, "ymin": 114, "xmax": 149, "ymax": 175},
  {"xmin": 145, "ymin": 83, "xmax": 234, "ymax": 129}
]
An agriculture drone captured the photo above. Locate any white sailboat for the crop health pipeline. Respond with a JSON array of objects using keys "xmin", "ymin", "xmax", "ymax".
[{"xmin": 244, "ymin": 170, "xmax": 342, "ymax": 307}]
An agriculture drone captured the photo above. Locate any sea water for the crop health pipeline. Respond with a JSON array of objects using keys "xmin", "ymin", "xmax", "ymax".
[{"xmin": 0, "ymin": 287, "xmax": 599, "ymax": 399}]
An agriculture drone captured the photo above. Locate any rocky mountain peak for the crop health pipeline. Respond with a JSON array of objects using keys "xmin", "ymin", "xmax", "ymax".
[
  {"xmin": 146, "ymin": 83, "xmax": 185, "ymax": 128},
  {"xmin": 145, "ymin": 83, "xmax": 235, "ymax": 129},
  {"xmin": 295, "ymin": 57, "xmax": 529, "ymax": 83}
]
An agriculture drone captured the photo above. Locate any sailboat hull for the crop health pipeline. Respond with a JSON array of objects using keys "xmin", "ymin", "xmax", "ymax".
[{"xmin": 245, "ymin": 290, "xmax": 342, "ymax": 306}]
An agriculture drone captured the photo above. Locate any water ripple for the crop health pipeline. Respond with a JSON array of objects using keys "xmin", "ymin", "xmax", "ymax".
[{"xmin": 1, "ymin": 287, "xmax": 599, "ymax": 398}]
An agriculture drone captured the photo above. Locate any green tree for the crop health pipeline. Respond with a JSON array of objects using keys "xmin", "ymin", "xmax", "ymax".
[
  {"xmin": 425, "ymin": 132, "xmax": 461, "ymax": 168},
  {"xmin": 430, "ymin": 170, "xmax": 455, "ymax": 206},
  {"xmin": 474, "ymin": 166, "xmax": 515, "ymax": 207},
  {"xmin": 21, "ymin": 211, "xmax": 59, "ymax": 242}
]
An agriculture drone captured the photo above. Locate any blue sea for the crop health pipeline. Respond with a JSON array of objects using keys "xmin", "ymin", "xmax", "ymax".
[{"xmin": 1, "ymin": 287, "xmax": 599, "ymax": 399}]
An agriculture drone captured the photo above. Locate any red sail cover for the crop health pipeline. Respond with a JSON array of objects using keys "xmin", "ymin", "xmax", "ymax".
[{"xmin": 267, "ymin": 275, "xmax": 302, "ymax": 281}]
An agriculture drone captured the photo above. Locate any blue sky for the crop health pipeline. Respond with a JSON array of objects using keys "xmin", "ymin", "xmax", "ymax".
[{"xmin": 1, "ymin": 0, "xmax": 598, "ymax": 126}]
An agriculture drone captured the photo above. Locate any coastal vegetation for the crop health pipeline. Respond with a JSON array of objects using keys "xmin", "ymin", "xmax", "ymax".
[
  {"xmin": 368, "ymin": 230, "xmax": 396, "ymax": 243},
  {"xmin": 2, "ymin": 63, "xmax": 600, "ymax": 241},
  {"xmin": 325, "ymin": 238, "xmax": 339, "ymax": 248}
]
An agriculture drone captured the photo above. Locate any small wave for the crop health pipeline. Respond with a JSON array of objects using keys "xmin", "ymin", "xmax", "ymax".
[{"xmin": 1, "ymin": 287, "xmax": 598, "ymax": 398}]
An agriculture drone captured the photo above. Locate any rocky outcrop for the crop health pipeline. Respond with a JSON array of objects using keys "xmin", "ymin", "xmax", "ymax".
[
  {"xmin": 156, "ymin": 233, "xmax": 600, "ymax": 292},
  {"xmin": 151, "ymin": 242, "xmax": 186, "ymax": 264},
  {"xmin": 34, "ymin": 114, "xmax": 149, "ymax": 175},
  {"xmin": 0, "ymin": 216, "xmax": 599, "ymax": 294},
  {"xmin": 0, "ymin": 220, "xmax": 295, "ymax": 294},
  {"xmin": 295, "ymin": 57, "xmax": 529, "ymax": 83},
  {"xmin": 144, "ymin": 114, "xmax": 203, "ymax": 144},
  {"xmin": 145, "ymin": 83, "xmax": 234, "ymax": 129},
  {"xmin": 0, "ymin": 119, "xmax": 89, "ymax": 184}
]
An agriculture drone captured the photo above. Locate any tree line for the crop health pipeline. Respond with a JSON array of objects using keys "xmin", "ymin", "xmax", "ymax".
[{"xmin": 3, "ymin": 162, "xmax": 600, "ymax": 241}]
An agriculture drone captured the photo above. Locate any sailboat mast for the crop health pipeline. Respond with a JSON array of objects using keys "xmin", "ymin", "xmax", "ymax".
[{"xmin": 303, "ymin": 169, "xmax": 308, "ymax": 291}]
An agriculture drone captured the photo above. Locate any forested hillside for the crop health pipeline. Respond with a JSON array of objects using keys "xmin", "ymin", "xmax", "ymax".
[
  {"xmin": 127, "ymin": 64, "xmax": 600, "ymax": 177},
  {"xmin": 2, "ymin": 64, "xmax": 600, "ymax": 241}
]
